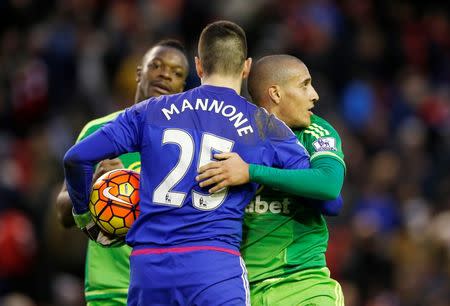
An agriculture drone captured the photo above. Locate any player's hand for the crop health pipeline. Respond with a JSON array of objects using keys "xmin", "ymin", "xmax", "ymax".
[
  {"xmin": 95, "ymin": 229, "xmax": 125, "ymax": 248},
  {"xmin": 196, "ymin": 152, "xmax": 249, "ymax": 193},
  {"xmin": 93, "ymin": 158, "xmax": 124, "ymax": 182},
  {"xmin": 73, "ymin": 210, "xmax": 124, "ymax": 248}
]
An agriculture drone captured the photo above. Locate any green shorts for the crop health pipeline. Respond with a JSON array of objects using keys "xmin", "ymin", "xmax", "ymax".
[
  {"xmin": 86, "ymin": 296, "xmax": 127, "ymax": 306},
  {"xmin": 250, "ymin": 267, "xmax": 344, "ymax": 306}
]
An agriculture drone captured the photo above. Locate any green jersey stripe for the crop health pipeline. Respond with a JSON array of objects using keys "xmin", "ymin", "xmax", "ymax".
[
  {"xmin": 306, "ymin": 125, "xmax": 326, "ymax": 137},
  {"xmin": 310, "ymin": 151, "xmax": 346, "ymax": 169},
  {"xmin": 311, "ymin": 123, "xmax": 330, "ymax": 135},
  {"xmin": 303, "ymin": 130, "xmax": 321, "ymax": 139},
  {"xmin": 334, "ymin": 281, "xmax": 345, "ymax": 306}
]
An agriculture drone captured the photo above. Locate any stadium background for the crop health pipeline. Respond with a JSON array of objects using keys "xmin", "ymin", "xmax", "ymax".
[{"xmin": 0, "ymin": 0, "xmax": 449, "ymax": 305}]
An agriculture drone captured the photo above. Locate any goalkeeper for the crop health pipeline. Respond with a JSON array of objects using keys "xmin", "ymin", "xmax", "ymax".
[{"xmin": 197, "ymin": 55, "xmax": 345, "ymax": 306}]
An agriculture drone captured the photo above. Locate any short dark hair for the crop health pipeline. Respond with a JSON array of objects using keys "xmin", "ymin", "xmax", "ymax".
[
  {"xmin": 142, "ymin": 39, "xmax": 189, "ymax": 70},
  {"xmin": 154, "ymin": 39, "xmax": 187, "ymax": 54},
  {"xmin": 198, "ymin": 20, "xmax": 247, "ymax": 76}
]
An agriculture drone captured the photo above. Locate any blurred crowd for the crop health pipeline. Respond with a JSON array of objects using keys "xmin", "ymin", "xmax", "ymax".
[{"xmin": 0, "ymin": 0, "xmax": 449, "ymax": 305}]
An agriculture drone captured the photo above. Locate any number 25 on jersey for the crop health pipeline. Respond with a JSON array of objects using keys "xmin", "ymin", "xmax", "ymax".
[{"xmin": 153, "ymin": 128, "xmax": 234, "ymax": 211}]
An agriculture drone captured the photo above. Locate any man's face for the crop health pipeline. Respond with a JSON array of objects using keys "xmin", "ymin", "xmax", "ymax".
[
  {"xmin": 278, "ymin": 63, "xmax": 319, "ymax": 128},
  {"xmin": 136, "ymin": 46, "xmax": 188, "ymax": 100}
]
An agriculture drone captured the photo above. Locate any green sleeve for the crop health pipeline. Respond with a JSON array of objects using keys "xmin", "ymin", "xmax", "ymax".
[{"xmin": 249, "ymin": 156, "xmax": 344, "ymax": 200}]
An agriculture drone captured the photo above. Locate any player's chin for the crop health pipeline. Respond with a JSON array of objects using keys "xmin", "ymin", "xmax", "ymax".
[
  {"xmin": 146, "ymin": 88, "xmax": 160, "ymax": 98},
  {"xmin": 149, "ymin": 86, "xmax": 171, "ymax": 97},
  {"xmin": 297, "ymin": 116, "xmax": 311, "ymax": 128}
]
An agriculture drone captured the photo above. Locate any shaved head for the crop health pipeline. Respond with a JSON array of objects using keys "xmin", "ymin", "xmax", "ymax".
[
  {"xmin": 247, "ymin": 54, "xmax": 319, "ymax": 128},
  {"xmin": 248, "ymin": 55, "xmax": 305, "ymax": 105}
]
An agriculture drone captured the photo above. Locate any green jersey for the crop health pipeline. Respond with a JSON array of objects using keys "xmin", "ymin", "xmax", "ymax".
[
  {"xmin": 241, "ymin": 114, "xmax": 345, "ymax": 283},
  {"xmin": 76, "ymin": 111, "xmax": 140, "ymax": 302}
]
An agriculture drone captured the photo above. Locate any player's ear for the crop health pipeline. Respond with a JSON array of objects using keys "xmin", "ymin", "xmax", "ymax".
[
  {"xmin": 242, "ymin": 58, "xmax": 252, "ymax": 79},
  {"xmin": 195, "ymin": 57, "xmax": 204, "ymax": 79},
  {"xmin": 268, "ymin": 85, "xmax": 281, "ymax": 105},
  {"xmin": 136, "ymin": 65, "xmax": 142, "ymax": 83}
]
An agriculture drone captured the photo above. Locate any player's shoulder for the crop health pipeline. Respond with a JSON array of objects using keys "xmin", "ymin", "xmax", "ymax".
[
  {"xmin": 133, "ymin": 95, "xmax": 164, "ymax": 110},
  {"xmin": 309, "ymin": 114, "xmax": 336, "ymax": 132},
  {"xmin": 304, "ymin": 114, "xmax": 341, "ymax": 140},
  {"xmin": 253, "ymin": 107, "xmax": 295, "ymax": 141},
  {"xmin": 127, "ymin": 95, "xmax": 175, "ymax": 119},
  {"xmin": 142, "ymin": 91, "xmax": 188, "ymax": 109},
  {"xmin": 301, "ymin": 114, "xmax": 345, "ymax": 164},
  {"xmin": 77, "ymin": 110, "xmax": 124, "ymax": 141}
]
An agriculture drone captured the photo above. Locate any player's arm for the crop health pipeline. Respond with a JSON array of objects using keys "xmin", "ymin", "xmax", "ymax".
[
  {"xmin": 55, "ymin": 182, "xmax": 75, "ymax": 228},
  {"xmin": 64, "ymin": 131, "xmax": 121, "ymax": 214},
  {"xmin": 64, "ymin": 104, "xmax": 144, "ymax": 244},
  {"xmin": 302, "ymin": 192, "xmax": 343, "ymax": 216},
  {"xmin": 55, "ymin": 159, "xmax": 124, "ymax": 228},
  {"xmin": 197, "ymin": 152, "xmax": 343, "ymax": 200},
  {"xmin": 251, "ymin": 118, "xmax": 346, "ymax": 200},
  {"xmin": 65, "ymin": 101, "xmax": 145, "ymax": 215},
  {"xmin": 198, "ymin": 117, "xmax": 345, "ymax": 200},
  {"xmin": 249, "ymin": 156, "xmax": 344, "ymax": 200},
  {"xmin": 63, "ymin": 131, "xmax": 134, "ymax": 247},
  {"xmin": 197, "ymin": 152, "xmax": 343, "ymax": 215}
]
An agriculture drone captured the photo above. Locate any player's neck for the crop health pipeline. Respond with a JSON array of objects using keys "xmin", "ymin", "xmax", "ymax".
[
  {"xmin": 201, "ymin": 74, "xmax": 242, "ymax": 94},
  {"xmin": 134, "ymin": 89, "xmax": 145, "ymax": 104}
]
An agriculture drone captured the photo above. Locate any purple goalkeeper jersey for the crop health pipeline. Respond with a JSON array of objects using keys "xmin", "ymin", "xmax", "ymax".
[{"xmin": 64, "ymin": 85, "xmax": 310, "ymax": 251}]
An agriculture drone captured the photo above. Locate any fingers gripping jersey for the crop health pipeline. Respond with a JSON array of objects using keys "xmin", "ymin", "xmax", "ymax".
[{"xmin": 65, "ymin": 85, "xmax": 310, "ymax": 252}]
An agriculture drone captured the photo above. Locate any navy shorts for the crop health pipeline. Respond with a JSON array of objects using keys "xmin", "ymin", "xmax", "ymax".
[{"xmin": 128, "ymin": 246, "xmax": 250, "ymax": 306}]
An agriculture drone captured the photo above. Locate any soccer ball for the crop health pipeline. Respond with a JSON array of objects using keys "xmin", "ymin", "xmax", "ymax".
[{"xmin": 89, "ymin": 169, "xmax": 140, "ymax": 237}]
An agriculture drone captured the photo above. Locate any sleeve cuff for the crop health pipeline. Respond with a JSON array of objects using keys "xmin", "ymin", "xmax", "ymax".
[
  {"xmin": 72, "ymin": 209, "xmax": 92, "ymax": 228},
  {"xmin": 249, "ymin": 164, "xmax": 256, "ymax": 181}
]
